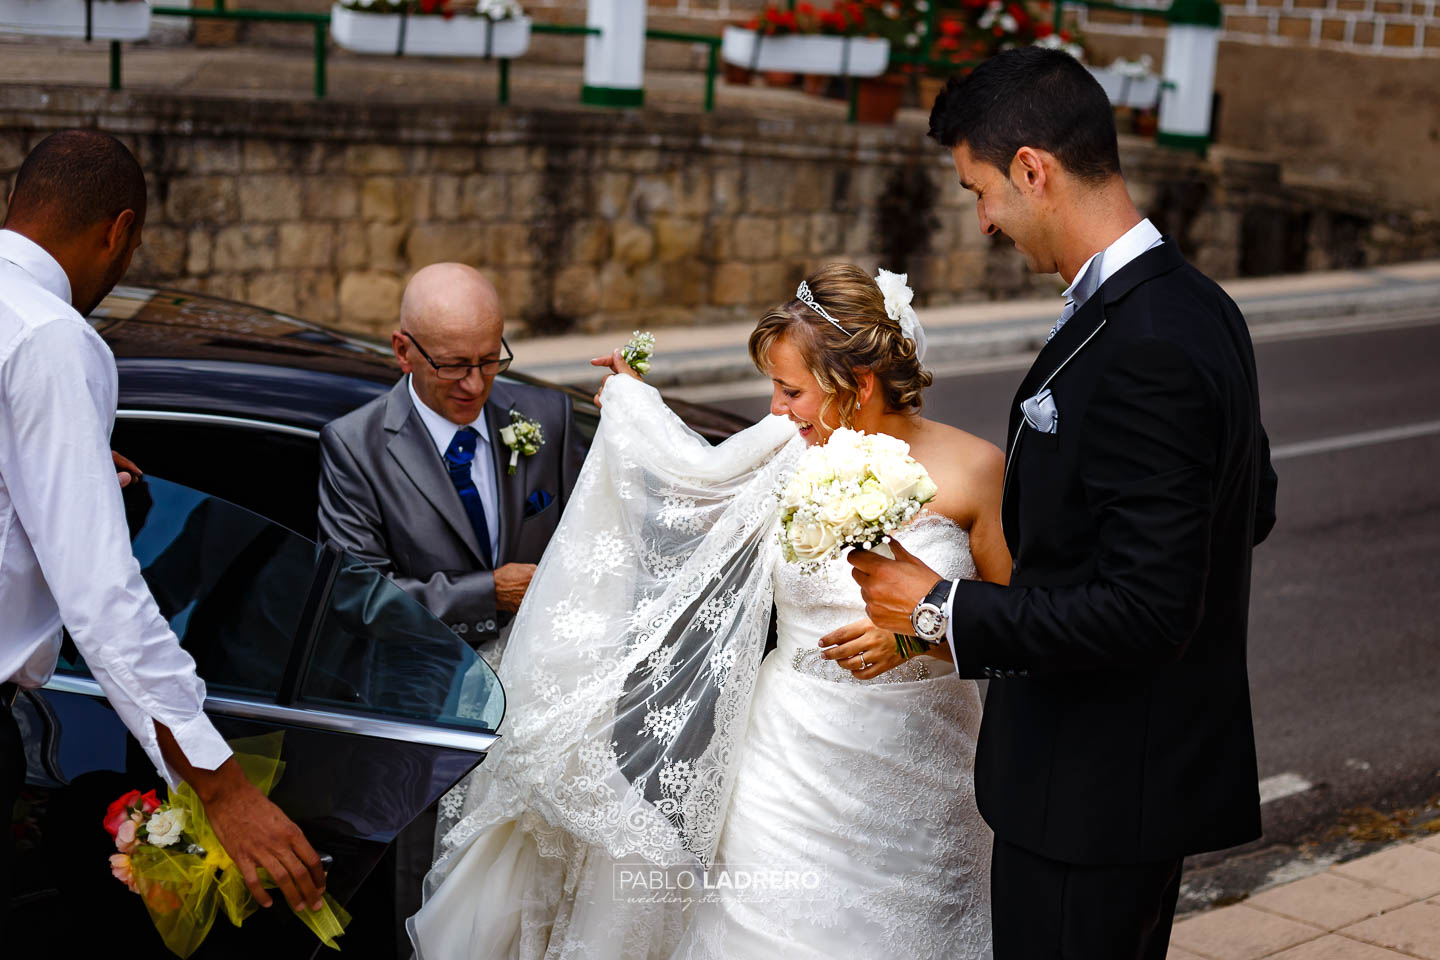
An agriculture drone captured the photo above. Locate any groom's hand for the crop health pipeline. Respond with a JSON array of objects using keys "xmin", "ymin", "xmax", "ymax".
[{"xmin": 848, "ymin": 540, "xmax": 942, "ymax": 636}]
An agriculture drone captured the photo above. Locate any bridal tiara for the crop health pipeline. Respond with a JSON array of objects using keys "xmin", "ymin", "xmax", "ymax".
[
  {"xmin": 795, "ymin": 273, "xmax": 929, "ymax": 364},
  {"xmin": 796, "ymin": 281, "xmax": 851, "ymax": 336}
]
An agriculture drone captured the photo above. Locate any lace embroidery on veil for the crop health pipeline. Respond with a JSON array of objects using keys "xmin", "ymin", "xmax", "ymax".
[{"xmin": 429, "ymin": 374, "xmax": 804, "ymax": 889}]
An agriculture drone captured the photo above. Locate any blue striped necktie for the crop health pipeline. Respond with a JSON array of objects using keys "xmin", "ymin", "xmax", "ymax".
[
  {"xmin": 1048, "ymin": 250, "xmax": 1105, "ymax": 343},
  {"xmin": 443, "ymin": 427, "xmax": 494, "ymax": 568}
]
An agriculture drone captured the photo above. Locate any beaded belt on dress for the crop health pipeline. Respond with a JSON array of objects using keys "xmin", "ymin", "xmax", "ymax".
[{"xmin": 789, "ymin": 647, "xmax": 931, "ymax": 684}]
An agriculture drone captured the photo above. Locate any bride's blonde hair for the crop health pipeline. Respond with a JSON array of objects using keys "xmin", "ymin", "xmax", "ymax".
[{"xmin": 748, "ymin": 263, "xmax": 932, "ymax": 431}]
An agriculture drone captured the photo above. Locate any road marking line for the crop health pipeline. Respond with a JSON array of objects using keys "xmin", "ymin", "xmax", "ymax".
[
  {"xmin": 1272, "ymin": 419, "xmax": 1440, "ymax": 461},
  {"xmin": 1259, "ymin": 772, "xmax": 1315, "ymax": 804}
]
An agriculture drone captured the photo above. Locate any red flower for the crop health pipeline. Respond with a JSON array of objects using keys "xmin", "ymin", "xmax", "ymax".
[
  {"xmin": 1036, "ymin": 21, "xmax": 1054, "ymax": 36},
  {"xmin": 797, "ymin": 1, "xmax": 816, "ymax": 14},
  {"xmin": 940, "ymin": 16, "xmax": 965, "ymax": 36},
  {"xmin": 140, "ymin": 790, "xmax": 162, "ymax": 815},
  {"xmin": 1059, "ymin": 28, "xmax": 1073, "ymax": 41},
  {"xmin": 104, "ymin": 790, "xmax": 142, "ymax": 838}
]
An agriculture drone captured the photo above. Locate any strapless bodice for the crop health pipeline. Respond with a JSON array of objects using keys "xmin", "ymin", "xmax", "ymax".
[{"xmin": 771, "ymin": 511, "xmax": 978, "ymax": 685}]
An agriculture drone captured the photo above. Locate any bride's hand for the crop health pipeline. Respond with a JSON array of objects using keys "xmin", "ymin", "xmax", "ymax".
[
  {"xmin": 589, "ymin": 348, "xmax": 641, "ymax": 407},
  {"xmin": 818, "ymin": 618, "xmax": 908, "ymax": 680}
]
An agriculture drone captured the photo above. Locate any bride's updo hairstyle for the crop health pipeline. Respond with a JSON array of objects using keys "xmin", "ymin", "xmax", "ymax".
[{"xmin": 748, "ymin": 263, "xmax": 933, "ymax": 431}]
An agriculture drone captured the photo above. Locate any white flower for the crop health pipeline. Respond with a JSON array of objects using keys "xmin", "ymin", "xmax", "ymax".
[
  {"xmin": 854, "ymin": 490, "xmax": 891, "ymax": 522},
  {"xmin": 874, "ymin": 269, "xmax": 926, "ymax": 362},
  {"xmin": 905, "ymin": 33, "xmax": 920, "ymax": 47},
  {"xmin": 145, "ymin": 808, "xmax": 186, "ymax": 848},
  {"xmin": 999, "ymin": 13, "xmax": 1018, "ymax": 32},
  {"xmin": 915, "ymin": 0, "xmax": 929, "ymax": 10},
  {"xmin": 475, "ymin": 0, "xmax": 523, "ymax": 19},
  {"xmin": 786, "ymin": 519, "xmax": 839, "ymax": 562}
]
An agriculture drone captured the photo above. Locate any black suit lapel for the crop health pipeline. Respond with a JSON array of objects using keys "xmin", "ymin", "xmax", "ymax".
[
  {"xmin": 1000, "ymin": 240, "xmax": 1185, "ymax": 525},
  {"xmin": 382, "ymin": 381, "xmax": 487, "ymax": 565}
]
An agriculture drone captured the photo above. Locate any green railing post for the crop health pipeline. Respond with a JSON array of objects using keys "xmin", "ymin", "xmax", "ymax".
[
  {"xmin": 847, "ymin": 79, "xmax": 858, "ymax": 123},
  {"xmin": 109, "ymin": 40, "xmax": 122, "ymax": 91},
  {"xmin": 704, "ymin": 43, "xmax": 716, "ymax": 113},
  {"xmin": 314, "ymin": 21, "xmax": 327, "ymax": 98},
  {"xmin": 499, "ymin": 58, "xmax": 511, "ymax": 104},
  {"xmin": 1054, "ymin": 0, "xmax": 1065, "ymax": 35}
]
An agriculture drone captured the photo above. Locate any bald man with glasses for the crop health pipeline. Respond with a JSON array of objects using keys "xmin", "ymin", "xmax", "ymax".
[{"xmin": 319, "ymin": 262, "xmax": 586, "ymax": 667}]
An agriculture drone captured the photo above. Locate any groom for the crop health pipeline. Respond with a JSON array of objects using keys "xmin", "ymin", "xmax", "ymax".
[{"xmin": 852, "ymin": 49, "xmax": 1278, "ymax": 958}]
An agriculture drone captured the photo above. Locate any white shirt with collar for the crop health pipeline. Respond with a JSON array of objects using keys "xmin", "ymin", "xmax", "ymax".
[
  {"xmin": 0, "ymin": 228, "xmax": 230, "ymax": 785},
  {"xmin": 407, "ymin": 374, "xmax": 501, "ymax": 562},
  {"xmin": 943, "ymin": 218, "xmax": 1165, "ymax": 664},
  {"xmin": 1062, "ymin": 218, "xmax": 1164, "ymax": 315}
]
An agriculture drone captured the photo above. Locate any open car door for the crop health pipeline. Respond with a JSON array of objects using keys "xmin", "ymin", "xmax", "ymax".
[{"xmin": 11, "ymin": 475, "xmax": 503, "ymax": 958}]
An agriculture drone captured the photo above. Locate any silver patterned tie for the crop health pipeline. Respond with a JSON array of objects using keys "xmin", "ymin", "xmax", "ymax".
[{"xmin": 1047, "ymin": 251, "xmax": 1104, "ymax": 343}]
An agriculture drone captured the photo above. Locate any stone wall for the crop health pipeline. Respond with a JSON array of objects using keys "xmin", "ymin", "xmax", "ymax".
[{"xmin": 1, "ymin": 85, "xmax": 1435, "ymax": 340}]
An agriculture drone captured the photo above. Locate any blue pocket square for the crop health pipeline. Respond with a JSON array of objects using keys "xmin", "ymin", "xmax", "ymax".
[
  {"xmin": 524, "ymin": 489, "xmax": 554, "ymax": 517},
  {"xmin": 1020, "ymin": 388, "xmax": 1059, "ymax": 435}
]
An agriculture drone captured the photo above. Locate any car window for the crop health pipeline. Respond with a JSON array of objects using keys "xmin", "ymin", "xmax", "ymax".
[
  {"xmin": 111, "ymin": 416, "xmax": 321, "ymax": 538},
  {"xmin": 59, "ymin": 476, "xmax": 503, "ymax": 731}
]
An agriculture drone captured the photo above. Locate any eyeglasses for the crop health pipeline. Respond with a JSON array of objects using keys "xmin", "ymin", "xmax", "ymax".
[{"xmin": 403, "ymin": 330, "xmax": 513, "ymax": 381}]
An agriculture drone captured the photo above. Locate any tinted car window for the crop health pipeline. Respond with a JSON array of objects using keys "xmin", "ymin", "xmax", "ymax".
[
  {"xmin": 301, "ymin": 555, "xmax": 505, "ymax": 732},
  {"xmin": 59, "ymin": 476, "xmax": 504, "ymax": 729},
  {"xmin": 111, "ymin": 417, "xmax": 320, "ymax": 538}
]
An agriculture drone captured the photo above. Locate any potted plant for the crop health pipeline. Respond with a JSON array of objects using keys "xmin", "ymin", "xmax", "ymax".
[
  {"xmin": 1086, "ymin": 53, "xmax": 1163, "ymax": 109},
  {"xmin": 721, "ymin": 2, "xmax": 891, "ymax": 80},
  {"xmin": 850, "ymin": 0, "xmax": 934, "ymax": 124},
  {"xmin": 330, "ymin": 0, "xmax": 531, "ymax": 58},
  {"xmin": 0, "ymin": 0, "xmax": 150, "ymax": 40}
]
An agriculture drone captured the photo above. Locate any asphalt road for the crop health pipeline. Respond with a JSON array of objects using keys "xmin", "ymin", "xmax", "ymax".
[{"xmin": 714, "ymin": 316, "xmax": 1440, "ymax": 849}]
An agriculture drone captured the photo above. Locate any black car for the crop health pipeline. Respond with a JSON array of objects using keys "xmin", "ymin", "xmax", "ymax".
[{"xmin": 9, "ymin": 286, "xmax": 749, "ymax": 958}]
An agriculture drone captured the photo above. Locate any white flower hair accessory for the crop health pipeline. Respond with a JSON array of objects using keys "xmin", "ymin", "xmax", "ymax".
[{"xmin": 874, "ymin": 269, "xmax": 927, "ymax": 364}]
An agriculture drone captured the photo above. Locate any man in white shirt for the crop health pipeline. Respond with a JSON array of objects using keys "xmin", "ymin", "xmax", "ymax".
[{"xmin": 0, "ymin": 129, "xmax": 326, "ymax": 930}]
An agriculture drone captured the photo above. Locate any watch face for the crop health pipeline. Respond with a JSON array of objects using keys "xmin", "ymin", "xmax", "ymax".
[{"xmin": 915, "ymin": 606, "xmax": 943, "ymax": 639}]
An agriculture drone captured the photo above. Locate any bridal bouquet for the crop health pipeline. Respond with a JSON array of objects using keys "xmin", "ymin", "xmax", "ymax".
[
  {"xmin": 778, "ymin": 428, "xmax": 937, "ymax": 565},
  {"xmin": 103, "ymin": 733, "xmax": 349, "ymax": 958}
]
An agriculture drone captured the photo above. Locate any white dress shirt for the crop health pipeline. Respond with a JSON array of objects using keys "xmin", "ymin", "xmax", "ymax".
[
  {"xmin": 407, "ymin": 375, "xmax": 501, "ymax": 561},
  {"xmin": 0, "ymin": 229, "xmax": 230, "ymax": 785},
  {"xmin": 943, "ymin": 219, "xmax": 1165, "ymax": 663}
]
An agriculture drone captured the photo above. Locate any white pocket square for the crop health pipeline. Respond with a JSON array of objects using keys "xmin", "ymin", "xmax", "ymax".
[{"xmin": 1020, "ymin": 388, "xmax": 1059, "ymax": 435}]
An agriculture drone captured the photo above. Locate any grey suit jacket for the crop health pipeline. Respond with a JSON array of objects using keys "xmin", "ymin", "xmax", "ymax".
[{"xmin": 317, "ymin": 376, "xmax": 586, "ymax": 644}]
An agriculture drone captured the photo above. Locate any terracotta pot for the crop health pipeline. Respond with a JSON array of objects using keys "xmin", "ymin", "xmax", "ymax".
[
  {"xmin": 1134, "ymin": 109, "xmax": 1158, "ymax": 138},
  {"xmin": 917, "ymin": 75, "xmax": 947, "ymax": 111},
  {"xmin": 802, "ymin": 73, "xmax": 831, "ymax": 96},
  {"xmin": 723, "ymin": 62, "xmax": 753, "ymax": 86},
  {"xmin": 762, "ymin": 70, "xmax": 798, "ymax": 88},
  {"xmin": 855, "ymin": 74, "xmax": 905, "ymax": 125}
]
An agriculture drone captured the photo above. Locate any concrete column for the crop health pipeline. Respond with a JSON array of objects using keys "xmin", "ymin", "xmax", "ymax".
[
  {"xmin": 581, "ymin": 0, "xmax": 646, "ymax": 108},
  {"xmin": 1158, "ymin": 0, "xmax": 1223, "ymax": 154}
]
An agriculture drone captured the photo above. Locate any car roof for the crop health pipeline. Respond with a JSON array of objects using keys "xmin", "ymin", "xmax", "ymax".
[{"xmin": 91, "ymin": 285, "xmax": 750, "ymax": 438}]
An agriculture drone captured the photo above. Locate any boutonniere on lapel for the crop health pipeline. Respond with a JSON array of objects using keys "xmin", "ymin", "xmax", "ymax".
[
  {"xmin": 499, "ymin": 410, "xmax": 544, "ymax": 475},
  {"xmin": 1020, "ymin": 387, "xmax": 1059, "ymax": 435}
]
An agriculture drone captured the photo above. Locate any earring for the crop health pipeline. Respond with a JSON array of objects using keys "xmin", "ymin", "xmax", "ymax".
[{"xmin": 855, "ymin": 401, "xmax": 862, "ymax": 411}]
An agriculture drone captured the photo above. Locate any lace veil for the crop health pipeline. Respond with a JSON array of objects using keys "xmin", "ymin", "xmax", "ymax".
[{"xmin": 429, "ymin": 374, "xmax": 803, "ymax": 892}]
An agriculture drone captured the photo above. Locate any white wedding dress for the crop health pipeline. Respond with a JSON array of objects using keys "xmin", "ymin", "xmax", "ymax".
[{"xmin": 409, "ymin": 375, "xmax": 991, "ymax": 960}]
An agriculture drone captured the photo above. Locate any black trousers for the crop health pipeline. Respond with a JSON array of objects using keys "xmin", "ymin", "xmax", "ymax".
[
  {"xmin": 991, "ymin": 836, "xmax": 1183, "ymax": 960},
  {"xmin": 0, "ymin": 694, "xmax": 24, "ymax": 939}
]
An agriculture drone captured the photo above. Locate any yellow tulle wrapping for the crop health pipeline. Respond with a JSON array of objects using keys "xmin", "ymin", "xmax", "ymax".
[{"xmin": 127, "ymin": 732, "xmax": 351, "ymax": 958}]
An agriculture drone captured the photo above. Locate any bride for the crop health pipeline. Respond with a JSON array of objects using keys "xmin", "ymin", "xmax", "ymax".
[{"xmin": 409, "ymin": 264, "xmax": 1010, "ymax": 960}]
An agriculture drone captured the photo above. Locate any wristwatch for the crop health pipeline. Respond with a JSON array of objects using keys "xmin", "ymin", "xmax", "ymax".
[{"xmin": 910, "ymin": 578, "xmax": 953, "ymax": 643}]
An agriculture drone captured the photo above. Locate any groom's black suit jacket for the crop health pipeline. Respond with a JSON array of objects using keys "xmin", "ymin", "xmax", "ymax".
[{"xmin": 949, "ymin": 240, "xmax": 1279, "ymax": 866}]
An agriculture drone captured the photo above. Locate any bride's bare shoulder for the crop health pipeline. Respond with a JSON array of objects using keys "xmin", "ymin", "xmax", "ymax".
[{"xmin": 907, "ymin": 419, "xmax": 1004, "ymax": 525}]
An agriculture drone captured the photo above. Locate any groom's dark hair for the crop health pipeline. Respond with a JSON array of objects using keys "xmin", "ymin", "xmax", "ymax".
[{"xmin": 928, "ymin": 47, "xmax": 1121, "ymax": 185}]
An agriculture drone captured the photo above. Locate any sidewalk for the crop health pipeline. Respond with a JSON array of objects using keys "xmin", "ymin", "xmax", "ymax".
[
  {"xmin": 1171, "ymin": 835, "xmax": 1440, "ymax": 959},
  {"xmin": 517, "ymin": 258, "xmax": 1440, "ymax": 390}
]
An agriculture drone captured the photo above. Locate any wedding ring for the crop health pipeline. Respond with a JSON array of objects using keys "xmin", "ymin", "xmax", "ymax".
[{"xmin": 859, "ymin": 653, "xmax": 867, "ymax": 668}]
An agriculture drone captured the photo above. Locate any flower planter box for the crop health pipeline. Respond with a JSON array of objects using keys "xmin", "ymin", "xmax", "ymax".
[
  {"xmin": 1087, "ymin": 66, "xmax": 1162, "ymax": 109},
  {"xmin": 721, "ymin": 26, "xmax": 889, "ymax": 79},
  {"xmin": 0, "ymin": 0, "xmax": 150, "ymax": 40},
  {"xmin": 330, "ymin": 4, "xmax": 531, "ymax": 58}
]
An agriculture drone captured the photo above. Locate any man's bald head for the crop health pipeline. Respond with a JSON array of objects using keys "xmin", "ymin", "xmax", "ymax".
[
  {"xmin": 4, "ymin": 129, "xmax": 147, "ymax": 234},
  {"xmin": 400, "ymin": 263, "xmax": 503, "ymax": 341},
  {"xmin": 394, "ymin": 263, "xmax": 509, "ymax": 425}
]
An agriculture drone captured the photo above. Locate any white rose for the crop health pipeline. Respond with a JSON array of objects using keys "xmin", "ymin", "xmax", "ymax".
[
  {"xmin": 787, "ymin": 520, "xmax": 838, "ymax": 561},
  {"xmin": 854, "ymin": 491, "xmax": 891, "ymax": 523},
  {"xmin": 499, "ymin": 424, "xmax": 518, "ymax": 447},
  {"xmin": 913, "ymin": 475, "xmax": 938, "ymax": 503},
  {"xmin": 821, "ymin": 496, "xmax": 855, "ymax": 526},
  {"xmin": 145, "ymin": 808, "xmax": 186, "ymax": 848}
]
